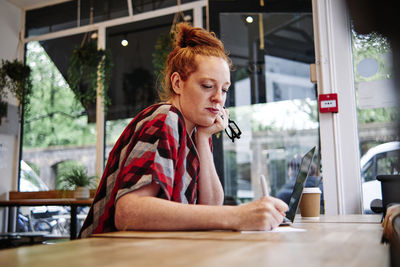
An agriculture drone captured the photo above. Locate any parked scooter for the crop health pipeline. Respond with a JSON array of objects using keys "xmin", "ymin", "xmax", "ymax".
[{"xmin": 17, "ymin": 206, "xmax": 70, "ymax": 236}]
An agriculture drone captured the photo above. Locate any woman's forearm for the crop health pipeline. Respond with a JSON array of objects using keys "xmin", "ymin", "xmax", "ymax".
[
  {"xmin": 195, "ymin": 133, "xmax": 224, "ymax": 205},
  {"xmin": 115, "ymin": 191, "xmax": 289, "ymax": 232},
  {"xmin": 115, "ymin": 193, "xmax": 236, "ymax": 231}
]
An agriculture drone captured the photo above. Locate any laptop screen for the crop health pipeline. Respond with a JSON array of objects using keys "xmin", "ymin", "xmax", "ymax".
[{"xmin": 285, "ymin": 146, "xmax": 316, "ymax": 222}]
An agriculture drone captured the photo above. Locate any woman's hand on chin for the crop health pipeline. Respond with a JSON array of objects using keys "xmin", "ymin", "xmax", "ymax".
[{"xmin": 196, "ymin": 108, "xmax": 229, "ymax": 138}]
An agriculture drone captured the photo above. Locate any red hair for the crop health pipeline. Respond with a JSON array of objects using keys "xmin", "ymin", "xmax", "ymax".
[{"xmin": 159, "ymin": 22, "xmax": 231, "ymax": 101}]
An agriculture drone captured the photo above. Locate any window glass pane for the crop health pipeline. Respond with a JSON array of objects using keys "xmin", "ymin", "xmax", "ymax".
[
  {"xmin": 23, "ymin": 35, "xmax": 97, "ymax": 190},
  {"xmin": 21, "ymin": 34, "xmax": 96, "ymax": 236},
  {"xmin": 376, "ymin": 152, "xmax": 399, "ymax": 175},
  {"xmin": 80, "ymin": 0, "xmax": 129, "ymax": 26},
  {"xmin": 131, "ymin": 0, "xmax": 195, "ymax": 15},
  {"xmin": 352, "ymin": 31, "xmax": 400, "ymax": 213},
  {"xmin": 26, "ymin": 1, "xmax": 77, "ymax": 37},
  {"xmin": 26, "ymin": 0, "xmax": 130, "ymax": 37},
  {"xmin": 219, "ymin": 12, "xmax": 321, "ymax": 209},
  {"xmin": 105, "ymin": 12, "xmax": 193, "ymax": 147},
  {"xmin": 362, "ymin": 159, "xmax": 374, "ymax": 182}
]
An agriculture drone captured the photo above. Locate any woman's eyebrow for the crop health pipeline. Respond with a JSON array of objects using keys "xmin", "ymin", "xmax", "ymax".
[
  {"xmin": 201, "ymin": 77, "xmax": 230, "ymax": 86},
  {"xmin": 200, "ymin": 77, "xmax": 215, "ymax": 82}
]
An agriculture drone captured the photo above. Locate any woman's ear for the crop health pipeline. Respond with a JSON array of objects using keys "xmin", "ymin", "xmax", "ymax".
[{"xmin": 171, "ymin": 72, "xmax": 183, "ymax": 95}]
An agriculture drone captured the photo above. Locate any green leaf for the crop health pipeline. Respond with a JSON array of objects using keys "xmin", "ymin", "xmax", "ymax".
[{"xmin": 58, "ymin": 165, "xmax": 97, "ymax": 190}]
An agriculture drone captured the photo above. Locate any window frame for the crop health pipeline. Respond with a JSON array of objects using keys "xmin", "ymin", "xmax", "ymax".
[{"xmin": 17, "ymin": 0, "xmax": 364, "ymax": 215}]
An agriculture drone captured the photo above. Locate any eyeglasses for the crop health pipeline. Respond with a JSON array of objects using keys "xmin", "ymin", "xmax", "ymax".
[{"xmin": 225, "ymin": 118, "xmax": 242, "ymax": 143}]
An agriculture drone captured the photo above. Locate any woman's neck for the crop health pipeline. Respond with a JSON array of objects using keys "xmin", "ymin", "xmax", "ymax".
[{"xmin": 167, "ymin": 98, "xmax": 195, "ymax": 135}]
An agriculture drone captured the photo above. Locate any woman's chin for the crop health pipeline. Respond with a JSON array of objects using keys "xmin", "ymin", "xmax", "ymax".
[{"xmin": 196, "ymin": 119, "xmax": 215, "ymax": 128}]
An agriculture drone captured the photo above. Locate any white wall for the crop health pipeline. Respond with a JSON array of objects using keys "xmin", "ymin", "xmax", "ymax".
[{"xmin": 0, "ymin": 0, "xmax": 22, "ymax": 231}]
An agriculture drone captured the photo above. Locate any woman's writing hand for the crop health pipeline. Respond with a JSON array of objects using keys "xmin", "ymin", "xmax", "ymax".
[{"xmin": 233, "ymin": 197, "xmax": 289, "ymax": 231}]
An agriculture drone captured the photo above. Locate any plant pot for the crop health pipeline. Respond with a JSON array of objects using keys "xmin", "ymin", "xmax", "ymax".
[{"xmin": 74, "ymin": 186, "xmax": 90, "ymax": 199}]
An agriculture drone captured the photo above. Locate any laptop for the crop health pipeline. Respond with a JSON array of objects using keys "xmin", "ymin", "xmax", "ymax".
[{"xmin": 280, "ymin": 146, "xmax": 316, "ymax": 225}]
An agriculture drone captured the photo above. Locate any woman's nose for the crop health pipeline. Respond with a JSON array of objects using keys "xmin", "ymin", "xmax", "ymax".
[{"xmin": 212, "ymin": 89, "xmax": 224, "ymax": 103}]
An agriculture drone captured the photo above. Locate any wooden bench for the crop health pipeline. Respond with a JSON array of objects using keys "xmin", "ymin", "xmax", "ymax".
[{"xmin": 8, "ymin": 190, "xmax": 96, "ymax": 200}]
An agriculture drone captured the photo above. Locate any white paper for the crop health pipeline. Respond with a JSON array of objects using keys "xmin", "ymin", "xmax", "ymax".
[
  {"xmin": 358, "ymin": 79, "xmax": 397, "ymax": 109},
  {"xmin": 241, "ymin": 226, "xmax": 306, "ymax": 234}
]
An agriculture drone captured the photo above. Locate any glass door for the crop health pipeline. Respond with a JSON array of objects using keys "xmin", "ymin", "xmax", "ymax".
[
  {"xmin": 210, "ymin": 1, "xmax": 322, "ymax": 208},
  {"xmin": 351, "ymin": 31, "xmax": 400, "ymax": 213}
]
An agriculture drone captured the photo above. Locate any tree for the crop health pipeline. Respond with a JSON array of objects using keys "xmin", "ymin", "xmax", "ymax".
[{"xmin": 23, "ymin": 42, "xmax": 96, "ymax": 148}]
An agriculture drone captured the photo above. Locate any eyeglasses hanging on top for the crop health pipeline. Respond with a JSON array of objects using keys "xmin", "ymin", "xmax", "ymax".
[{"xmin": 225, "ymin": 118, "xmax": 242, "ymax": 143}]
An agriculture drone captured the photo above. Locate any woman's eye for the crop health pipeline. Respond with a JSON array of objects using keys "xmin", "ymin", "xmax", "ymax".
[
  {"xmin": 202, "ymin": 84, "xmax": 213, "ymax": 89},
  {"xmin": 222, "ymin": 88, "xmax": 229, "ymax": 93}
]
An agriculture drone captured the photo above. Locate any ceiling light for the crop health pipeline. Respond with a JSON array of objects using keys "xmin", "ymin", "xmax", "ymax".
[
  {"xmin": 246, "ymin": 16, "xmax": 254, "ymax": 23},
  {"xmin": 121, "ymin": 35, "xmax": 128, "ymax": 46},
  {"xmin": 121, "ymin": 39, "xmax": 128, "ymax": 46}
]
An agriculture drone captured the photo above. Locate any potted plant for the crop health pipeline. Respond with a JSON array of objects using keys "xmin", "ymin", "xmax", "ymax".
[
  {"xmin": 0, "ymin": 59, "xmax": 32, "ymax": 124},
  {"xmin": 59, "ymin": 165, "xmax": 97, "ymax": 199}
]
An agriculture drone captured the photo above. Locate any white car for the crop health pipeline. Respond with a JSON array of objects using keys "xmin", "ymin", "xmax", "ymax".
[{"xmin": 361, "ymin": 141, "xmax": 400, "ymax": 213}]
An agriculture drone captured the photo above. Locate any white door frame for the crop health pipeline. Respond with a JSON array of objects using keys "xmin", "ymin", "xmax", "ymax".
[{"xmin": 312, "ymin": 0, "xmax": 362, "ymax": 214}]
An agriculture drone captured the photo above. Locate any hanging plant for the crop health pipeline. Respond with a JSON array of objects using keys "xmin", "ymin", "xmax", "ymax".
[
  {"xmin": 152, "ymin": 31, "xmax": 174, "ymax": 81},
  {"xmin": 67, "ymin": 40, "xmax": 113, "ymax": 110},
  {"xmin": 0, "ymin": 59, "xmax": 32, "ymax": 122},
  {"xmin": 152, "ymin": 11, "xmax": 190, "ymax": 92}
]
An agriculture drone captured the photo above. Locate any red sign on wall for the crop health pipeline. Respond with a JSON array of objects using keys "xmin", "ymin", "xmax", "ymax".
[{"xmin": 319, "ymin": 93, "xmax": 338, "ymax": 113}]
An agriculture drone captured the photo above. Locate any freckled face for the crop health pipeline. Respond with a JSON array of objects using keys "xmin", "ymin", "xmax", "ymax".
[{"xmin": 170, "ymin": 55, "xmax": 231, "ymax": 133}]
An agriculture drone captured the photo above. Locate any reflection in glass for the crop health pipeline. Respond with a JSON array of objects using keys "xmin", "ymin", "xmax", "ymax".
[
  {"xmin": 219, "ymin": 12, "xmax": 321, "ymax": 207},
  {"xmin": 352, "ymin": 31, "xmax": 400, "ymax": 213},
  {"xmin": 104, "ymin": 12, "xmax": 193, "ymax": 150}
]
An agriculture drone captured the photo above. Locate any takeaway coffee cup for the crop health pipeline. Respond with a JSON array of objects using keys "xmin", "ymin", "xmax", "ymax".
[{"xmin": 299, "ymin": 187, "xmax": 321, "ymax": 218}]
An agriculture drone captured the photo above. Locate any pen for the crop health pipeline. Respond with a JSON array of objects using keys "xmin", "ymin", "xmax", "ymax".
[{"xmin": 260, "ymin": 174, "xmax": 269, "ymax": 197}]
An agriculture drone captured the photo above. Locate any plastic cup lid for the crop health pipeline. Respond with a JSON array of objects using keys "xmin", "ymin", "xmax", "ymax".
[{"xmin": 302, "ymin": 187, "xmax": 321, "ymax": 194}]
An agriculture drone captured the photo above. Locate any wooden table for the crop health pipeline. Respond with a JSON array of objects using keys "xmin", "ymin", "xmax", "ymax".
[
  {"xmin": 295, "ymin": 214, "xmax": 383, "ymax": 223},
  {"xmin": 0, "ymin": 198, "xmax": 93, "ymax": 240},
  {"xmin": 0, "ymin": 215, "xmax": 388, "ymax": 266}
]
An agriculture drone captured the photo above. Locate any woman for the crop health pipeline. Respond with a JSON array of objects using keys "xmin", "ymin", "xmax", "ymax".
[{"xmin": 79, "ymin": 23, "xmax": 288, "ymax": 238}]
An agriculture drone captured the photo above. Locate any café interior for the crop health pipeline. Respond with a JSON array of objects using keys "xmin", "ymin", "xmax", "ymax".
[{"xmin": 0, "ymin": 0, "xmax": 399, "ymax": 266}]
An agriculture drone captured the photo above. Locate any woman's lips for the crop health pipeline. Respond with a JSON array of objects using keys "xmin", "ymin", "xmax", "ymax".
[{"xmin": 206, "ymin": 108, "xmax": 220, "ymax": 115}]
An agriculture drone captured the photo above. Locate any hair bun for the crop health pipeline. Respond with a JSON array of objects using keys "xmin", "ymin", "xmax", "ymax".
[
  {"xmin": 160, "ymin": 22, "xmax": 231, "ymax": 102},
  {"xmin": 175, "ymin": 23, "xmax": 195, "ymax": 48},
  {"xmin": 174, "ymin": 22, "xmax": 223, "ymax": 50}
]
